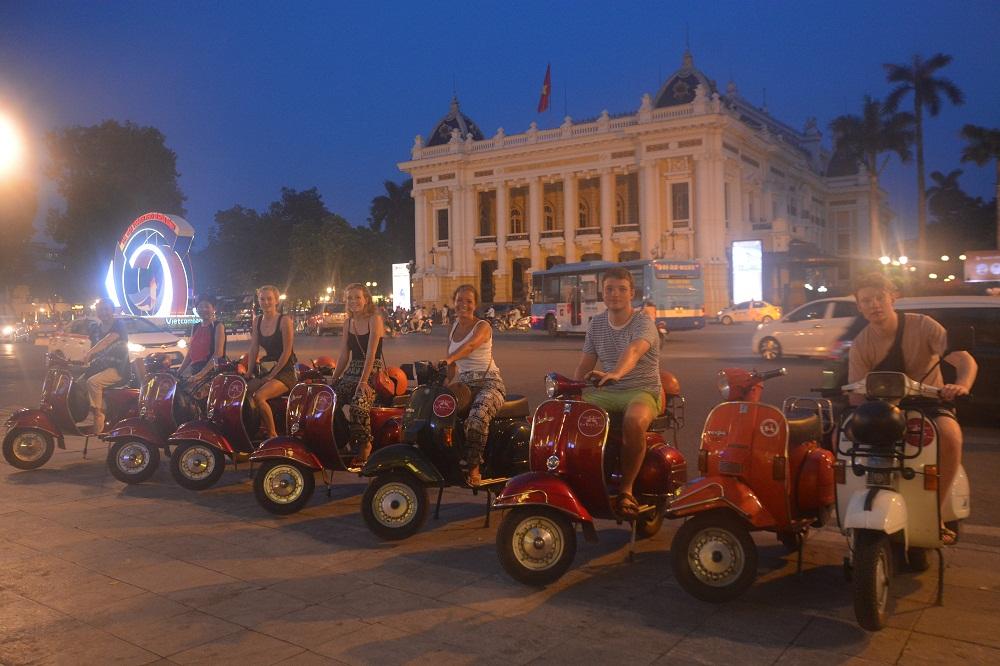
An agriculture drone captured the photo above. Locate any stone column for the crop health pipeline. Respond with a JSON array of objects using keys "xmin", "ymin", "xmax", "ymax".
[
  {"xmin": 600, "ymin": 169, "xmax": 614, "ymax": 260},
  {"xmin": 562, "ymin": 172, "xmax": 578, "ymax": 262},
  {"xmin": 694, "ymin": 149, "xmax": 729, "ymax": 314},
  {"xmin": 413, "ymin": 189, "xmax": 427, "ymax": 273},
  {"xmin": 639, "ymin": 160, "xmax": 659, "ymax": 258},
  {"xmin": 495, "ymin": 181, "xmax": 509, "ymax": 272},
  {"xmin": 528, "ymin": 176, "xmax": 543, "ymax": 270},
  {"xmin": 460, "ymin": 185, "xmax": 476, "ymax": 276}
]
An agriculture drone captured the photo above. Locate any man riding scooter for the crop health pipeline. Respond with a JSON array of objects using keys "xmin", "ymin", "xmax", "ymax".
[
  {"xmin": 574, "ymin": 266, "xmax": 661, "ymax": 517},
  {"xmin": 82, "ymin": 298, "xmax": 133, "ymax": 434},
  {"xmin": 849, "ymin": 272, "xmax": 977, "ymax": 545}
]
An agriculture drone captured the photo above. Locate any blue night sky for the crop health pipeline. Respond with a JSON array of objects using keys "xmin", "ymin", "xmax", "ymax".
[{"xmin": 2, "ymin": 0, "xmax": 998, "ymax": 248}]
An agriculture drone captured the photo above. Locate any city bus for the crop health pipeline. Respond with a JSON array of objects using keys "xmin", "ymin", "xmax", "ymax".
[{"xmin": 530, "ymin": 259, "xmax": 705, "ymax": 335}]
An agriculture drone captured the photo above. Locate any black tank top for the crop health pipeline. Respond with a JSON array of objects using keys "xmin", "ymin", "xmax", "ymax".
[
  {"xmin": 258, "ymin": 313, "xmax": 292, "ymax": 362},
  {"xmin": 349, "ymin": 318, "xmax": 383, "ymax": 360}
]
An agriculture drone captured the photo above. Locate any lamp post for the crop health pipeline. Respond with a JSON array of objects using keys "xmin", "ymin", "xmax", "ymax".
[{"xmin": 0, "ymin": 111, "xmax": 24, "ymax": 178}]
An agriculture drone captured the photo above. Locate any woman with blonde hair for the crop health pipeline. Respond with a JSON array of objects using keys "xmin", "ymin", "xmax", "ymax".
[
  {"xmin": 246, "ymin": 285, "xmax": 296, "ymax": 439},
  {"xmin": 330, "ymin": 283, "xmax": 386, "ymax": 465}
]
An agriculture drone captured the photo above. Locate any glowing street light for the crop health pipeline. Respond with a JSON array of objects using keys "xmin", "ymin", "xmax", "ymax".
[
  {"xmin": 879, "ymin": 256, "xmax": 891, "ymax": 266},
  {"xmin": 0, "ymin": 112, "xmax": 25, "ymax": 177},
  {"xmin": 959, "ymin": 254, "xmax": 967, "ymax": 261},
  {"xmin": 941, "ymin": 255, "xmax": 950, "ymax": 262},
  {"xmin": 279, "ymin": 293, "xmax": 287, "ymax": 301},
  {"xmin": 928, "ymin": 273, "xmax": 938, "ymax": 279},
  {"xmin": 326, "ymin": 286, "xmax": 333, "ymax": 294},
  {"xmin": 898, "ymin": 255, "xmax": 908, "ymax": 265}
]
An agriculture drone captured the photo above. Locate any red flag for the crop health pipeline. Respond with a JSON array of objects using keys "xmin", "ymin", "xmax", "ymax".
[{"xmin": 537, "ymin": 64, "xmax": 551, "ymax": 113}]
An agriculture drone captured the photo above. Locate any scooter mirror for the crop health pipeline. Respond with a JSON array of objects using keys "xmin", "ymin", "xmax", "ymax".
[{"xmin": 946, "ymin": 325, "xmax": 975, "ymax": 354}]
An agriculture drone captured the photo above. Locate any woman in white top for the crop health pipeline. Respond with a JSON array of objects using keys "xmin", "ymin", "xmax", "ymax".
[{"xmin": 441, "ymin": 284, "xmax": 506, "ymax": 485}]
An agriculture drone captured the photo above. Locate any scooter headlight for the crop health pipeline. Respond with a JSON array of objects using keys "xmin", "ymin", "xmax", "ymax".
[
  {"xmin": 545, "ymin": 375, "xmax": 557, "ymax": 398},
  {"xmin": 716, "ymin": 371, "xmax": 730, "ymax": 400},
  {"xmin": 546, "ymin": 455, "xmax": 560, "ymax": 471}
]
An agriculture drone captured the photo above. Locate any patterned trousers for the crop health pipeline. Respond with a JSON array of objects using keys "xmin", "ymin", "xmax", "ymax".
[
  {"xmin": 458, "ymin": 370, "xmax": 506, "ymax": 467},
  {"xmin": 331, "ymin": 358, "xmax": 383, "ymax": 449}
]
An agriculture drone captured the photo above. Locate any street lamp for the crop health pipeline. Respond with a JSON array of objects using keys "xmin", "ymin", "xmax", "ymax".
[
  {"xmin": 0, "ymin": 111, "xmax": 24, "ymax": 177},
  {"xmin": 941, "ymin": 255, "xmax": 950, "ymax": 262},
  {"xmin": 279, "ymin": 293, "xmax": 287, "ymax": 301},
  {"xmin": 879, "ymin": 256, "xmax": 891, "ymax": 266}
]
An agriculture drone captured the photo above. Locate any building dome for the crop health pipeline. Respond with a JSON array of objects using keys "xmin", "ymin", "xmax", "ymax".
[
  {"xmin": 426, "ymin": 96, "xmax": 485, "ymax": 147},
  {"xmin": 653, "ymin": 50, "xmax": 718, "ymax": 108}
]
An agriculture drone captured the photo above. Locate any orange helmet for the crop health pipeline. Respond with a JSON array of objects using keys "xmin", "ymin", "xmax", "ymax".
[
  {"xmin": 660, "ymin": 370, "xmax": 681, "ymax": 397},
  {"xmin": 313, "ymin": 355, "xmax": 337, "ymax": 372},
  {"xmin": 386, "ymin": 366, "xmax": 408, "ymax": 396}
]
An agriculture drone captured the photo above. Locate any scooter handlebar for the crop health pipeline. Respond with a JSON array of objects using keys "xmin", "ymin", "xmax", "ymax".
[{"xmin": 758, "ymin": 367, "xmax": 787, "ymax": 381}]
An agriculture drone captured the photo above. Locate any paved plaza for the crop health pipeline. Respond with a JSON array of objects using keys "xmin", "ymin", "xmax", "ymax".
[{"xmin": 2, "ymin": 430, "xmax": 1000, "ymax": 666}]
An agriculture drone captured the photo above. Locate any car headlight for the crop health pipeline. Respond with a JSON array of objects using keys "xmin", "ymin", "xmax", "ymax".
[
  {"xmin": 544, "ymin": 375, "xmax": 557, "ymax": 398},
  {"xmin": 716, "ymin": 310, "xmax": 723, "ymax": 316},
  {"xmin": 177, "ymin": 339, "xmax": 187, "ymax": 349},
  {"xmin": 1, "ymin": 326, "xmax": 13, "ymax": 336},
  {"xmin": 127, "ymin": 342, "xmax": 145, "ymax": 353}
]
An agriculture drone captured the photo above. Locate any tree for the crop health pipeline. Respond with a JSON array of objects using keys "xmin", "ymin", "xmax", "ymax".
[
  {"xmin": 830, "ymin": 96, "xmax": 914, "ymax": 256},
  {"xmin": 368, "ymin": 179, "xmax": 414, "ymax": 262},
  {"xmin": 0, "ymin": 174, "xmax": 38, "ymax": 303},
  {"xmin": 884, "ymin": 53, "xmax": 965, "ymax": 261},
  {"xmin": 45, "ymin": 120, "xmax": 186, "ymax": 299},
  {"xmin": 960, "ymin": 124, "xmax": 1000, "ymax": 249},
  {"xmin": 926, "ymin": 169, "xmax": 995, "ymax": 254}
]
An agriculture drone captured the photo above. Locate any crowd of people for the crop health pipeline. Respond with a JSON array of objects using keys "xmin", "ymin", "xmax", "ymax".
[{"xmin": 78, "ymin": 267, "xmax": 976, "ymax": 526}]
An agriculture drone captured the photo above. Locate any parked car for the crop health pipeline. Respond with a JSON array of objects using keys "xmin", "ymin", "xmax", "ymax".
[
  {"xmin": 305, "ymin": 303, "xmax": 347, "ymax": 335},
  {"xmin": 0, "ymin": 317, "xmax": 29, "ymax": 343},
  {"xmin": 28, "ymin": 317, "xmax": 62, "ymax": 341},
  {"xmin": 716, "ymin": 300, "xmax": 782, "ymax": 325},
  {"xmin": 49, "ymin": 316, "xmax": 187, "ymax": 365},
  {"xmin": 751, "ymin": 296, "xmax": 858, "ymax": 360}
]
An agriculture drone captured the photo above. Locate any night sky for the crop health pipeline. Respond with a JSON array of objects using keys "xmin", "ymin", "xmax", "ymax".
[{"xmin": 2, "ymin": 0, "xmax": 998, "ymax": 248}]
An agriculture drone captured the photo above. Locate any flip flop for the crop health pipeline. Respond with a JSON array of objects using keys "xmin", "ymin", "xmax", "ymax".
[
  {"xmin": 941, "ymin": 526, "xmax": 958, "ymax": 546},
  {"xmin": 465, "ymin": 467, "xmax": 482, "ymax": 487},
  {"xmin": 615, "ymin": 492, "xmax": 641, "ymax": 518}
]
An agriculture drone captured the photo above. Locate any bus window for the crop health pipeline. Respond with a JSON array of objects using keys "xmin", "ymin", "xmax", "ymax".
[
  {"xmin": 543, "ymin": 276, "xmax": 560, "ymax": 302},
  {"xmin": 630, "ymin": 269, "xmax": 645, "ymax": 297},
  {"xmin": 560, "ymin": 275, "xmax": 578, "ymax": 302},
  {"xmin": 531, "ymin": 274, "xmax": 543, "ymax": 302},
  {"xmin": 580, "ymin": 274, "xmax": 599, "ymax": 302}
]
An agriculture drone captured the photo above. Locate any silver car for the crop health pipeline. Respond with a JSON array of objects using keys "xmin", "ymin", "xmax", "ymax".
[{"xmin": 751, "ymin": 297, "xmax": 858, "ymax": 360}]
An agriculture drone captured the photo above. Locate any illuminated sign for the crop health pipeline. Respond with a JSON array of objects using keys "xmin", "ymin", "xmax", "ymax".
[
  {"xmin": 963, "ymin": 251, "xmax": 1000, "ymax": 283},
  {"xmin": 731, "ymin": 240, "xmax": 763, "ymax": 303},
  {"xmin": 106, "ymin": 212, "xmax": 195, "ymax": 316},
  {"xmin": 392, "ymin": 262, "xmax": 411, "ymax": 310}
]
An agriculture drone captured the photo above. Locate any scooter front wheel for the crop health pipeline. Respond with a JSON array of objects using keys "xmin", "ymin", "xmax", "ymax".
[
  {"xmin": 361, "ymin": 471, "xmax": 429, "ymax": 540},
  {"xmin": 170, "ymin": 441, "xmax": 226, "ymax": 490},
  {"xmin": 107, "ymin": 438, "xmax": 160, "ymax": 484},
  {"xmin": 671, "ymin": 510, "xmax": 758, "ymax": 602},
  {"xmin": 254, "ymin": 460, "xmax": 315, "ymax": 515},
  {"xmin": 496, "ymin": 507, "xmax": 577, "ymax": 586},
  {"xmin": 853, "ymin": 529, "xmax": 893, "ymax": 631},
  {"xmin": 2, "ymin": 428, "xmax": 55, "ymax": 470}
]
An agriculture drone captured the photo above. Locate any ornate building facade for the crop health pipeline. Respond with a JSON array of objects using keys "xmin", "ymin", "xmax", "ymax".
[{"xmin": 399, "ymin": 51, "xmax": 890, "ymax": 313}]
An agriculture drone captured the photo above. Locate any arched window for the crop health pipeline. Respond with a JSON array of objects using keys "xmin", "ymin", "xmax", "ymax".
[
  {"xmin": 543, "ymin": 204, "xmax": 555, "ymax": 231},
  {"xmin": 616, "ymin": 194, "xmax": 625, "ymax": 227},
  {"xmin": 578, "ymin": 201, "xmax": 590, "ymax": 228},
  {"xmin": 510, "ymin": 207, "xmax": 525, "ymax": 235}
]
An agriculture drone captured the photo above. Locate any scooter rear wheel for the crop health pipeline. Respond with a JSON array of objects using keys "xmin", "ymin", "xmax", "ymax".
[
  {"xmin": 671, "ymin": 510, "xmax": 758, "ymax": 602},
  {"xmin": 170, "ymin": 441, "xmax": 226, "ymax": 490},
  {"xmin": 107, "ymin": 439, "xmax": 160, "ymax": 484},
  {"xmin": 2, "ymin": 428, "xmax": 55, "ymax": 470},
  {"xmin": 361, "ymin": 471, "xmax": 428, "ymax": 540},
  {"xmin": 853, "ymin": 529, "xmax": 893, "ymax": 631},
  {"xmin": 254, "ymin": 460, "xmax": 315, "ymax": 515},
  {"xmin": 496, "ymin": 507, "xmax": 577, "ymax": 586}
]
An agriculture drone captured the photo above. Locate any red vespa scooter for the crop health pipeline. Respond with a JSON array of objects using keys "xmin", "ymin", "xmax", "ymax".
[
  {"xmin": 668, "ymin": 367, "xmax": 836, "ymax": 602},
  {"xmin": 492, "ymin": 371, "xmax": 687, "ymax": 586},
  {"xmin": 2, "ymin": 353, "xmax": 161, "ymax": 470},
  {"xmin": 249, "ymin": 377, "xmax": 407, "ymax": 515}
]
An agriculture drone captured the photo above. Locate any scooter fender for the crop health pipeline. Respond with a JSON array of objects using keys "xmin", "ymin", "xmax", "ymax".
[
  {"xmin": 493, "ymin": 472, "xmax": 594, "ymax": 525},
  {"xmin": 4, "ymin": 409, "xmax": 66, "ymax": 449},
  {"xmin": 250, "ymin": 436, "xmax": 323, "ymax": 470},
  {"xmin": 843, "ymin": 488, "xmax": 907, "ymax": 538},
  {"xmin": 360, "ymin": 443, "xmax": 443, "ymax": 483},
  {"xmin": 103, "ymin": 417, "xmax": 166, "ymax": 448},
  {"xmin": 668, "ymin": 476, "xmax": 776, "ymax": 528},
  {"xmin": 168, "ymin": 420, "xmax": 233, "ymax": 454}
]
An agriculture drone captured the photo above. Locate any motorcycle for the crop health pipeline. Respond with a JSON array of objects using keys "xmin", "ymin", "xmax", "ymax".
[
  {"xmin": 359, "ymin": 361, "xmax": 531, "ymax": 540},
  {"xmin": 402, "ymin": 315, "xmax": 432, "ymax": 335},
  {"xmin": 2, "ymin": 353, "xmax": 168, "ymax": 470},
  {"xmin": 165, "ymin": 364, "xmax": 314, "ymax": 490},
  {"xmin": 102, "ymin": 361, "xmax": 230, "ymax": 484},
  {"xmin": 836, "ymin": 370, "xmax": 971, "ymax": 631},
  {"xmin": 249, "ymin": 370, "xmax": 409, "ymax": 515},
  {"xmin": 669, "ymin": 367, "xmax": 836, "ymax": 602},
  {"xmin": 492, "ymin": 371, "xmax": 687, "ymax": 586}
]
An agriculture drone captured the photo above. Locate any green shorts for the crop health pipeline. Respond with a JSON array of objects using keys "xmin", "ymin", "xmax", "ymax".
[{"xmin": 582, "ymin": 387, "xmax": 662, "ymax": 415}]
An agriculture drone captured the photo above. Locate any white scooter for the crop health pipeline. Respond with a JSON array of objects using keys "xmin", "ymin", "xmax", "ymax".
[{"xmin": 836, "ymin": 370, "xmax": 970, "ymax": 631}]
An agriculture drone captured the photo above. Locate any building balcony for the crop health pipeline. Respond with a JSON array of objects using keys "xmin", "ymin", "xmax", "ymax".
[
  {"xmin": 540, "ymin": 230, "xmax": 564, "ymax": 239},
  {"xmin": 507, "ymin": 232, "xmax": 529, "ymax": 242},
  {"xmin": 474, "ymin": 235, "xmax": 497, "ymax": 246},
  {"xmin": 577, "ymin": 227, "xmax": 601, "ymax": 236}
]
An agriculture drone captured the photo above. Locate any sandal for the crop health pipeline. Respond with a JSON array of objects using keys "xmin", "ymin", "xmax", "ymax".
[
  {"xmin": 614, "ymin": 492, "xmax": 641, "ymax": 518},
  {"xmin": 349, "ymin": 442, "xmax": 372, "ymax": 468},
  {"xmin": 465, "ymin": 467, "xmax": 482, "ymax": 487},
  {"xmin": 941, "ymin": 526, "xmax": 958, "ymax": 546}
]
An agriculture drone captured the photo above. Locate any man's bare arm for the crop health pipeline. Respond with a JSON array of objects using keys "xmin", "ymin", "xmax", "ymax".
[{"xmin": 574, "ymin": 352, "xmax": 598, "ymax": 381}]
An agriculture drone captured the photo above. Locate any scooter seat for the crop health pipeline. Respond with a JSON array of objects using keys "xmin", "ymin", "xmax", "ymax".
[
  {"xmin": 787, "ymin": 413, "xmax": 822, "ymax": 447},
  {"xmin": 495, "ymin": 394, "xmax": 529, "ymax": 419}
]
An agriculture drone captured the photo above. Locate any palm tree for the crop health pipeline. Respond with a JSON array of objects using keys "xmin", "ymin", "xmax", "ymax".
[
  {"xmin": 926, "ymin": 169, "xmax": 963, "ymax": 201},
  {"xmin": 960, "ymin": 124, "xmax": 1000, "ymax": 248},
  {"xmin": 830, "ymin": 96, "xmax": 914, "ymax": 256},
  {"xmin": 368, "ymin": 179, "xmax": 415, "ymax": 260},
  {"xmin": 884, "ymin": 53, "xmax": 965, "ymax": 261}
]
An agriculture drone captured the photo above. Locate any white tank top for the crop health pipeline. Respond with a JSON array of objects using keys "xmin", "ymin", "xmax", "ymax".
[{"xmin": 448, "ymin": 320, "xmax": 497, "ymax": 374}]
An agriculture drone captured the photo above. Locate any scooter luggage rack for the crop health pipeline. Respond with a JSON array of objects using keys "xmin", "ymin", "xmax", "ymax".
[{"xmin": 782, "ymin": 397, "xmax": 834, "ymax": 435}]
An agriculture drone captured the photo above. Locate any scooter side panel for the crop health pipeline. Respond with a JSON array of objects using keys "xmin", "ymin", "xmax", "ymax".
[
  {"xmin": 943, "ymin": 465, "xmax": 970, "ymax": 523},
  {"xmin": 897, "ymin": 412, "xmax": 944, "ymax": 548},
  {"xmin": 141, "ymin": 374, "xmax": 178, "ymax": 433},
  {"xmin": 493, "ymin": 472, "xmax": 594, "ymax": 524},
  {"xmin": 104, "ymin": 388, "xmax": 141, "ymax": 429},
  {"xmin": 361, "ymin": 443, "xmax": 444, "ymax": 483},
  {"xmin": 104, "ymin": 417, "xmax": 167, "ymax": 448},
  {"xmin": 168, "ymin": 420, "xmax": 234, "ymax": 453},
  {"xmin": 250, "ymin": 436, "xmax": 324, "ymax": 470},
  {"xmin": 843, "ymin": 489, "xmax": 907, "ymax": 538}
]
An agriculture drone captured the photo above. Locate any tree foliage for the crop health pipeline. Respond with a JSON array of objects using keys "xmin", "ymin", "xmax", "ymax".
[
  {"xmin": 44, "ymin": 120, "xmax": 186, "ymax": 298},
  {"xmin": 368, "ymin": 178, "xmax": 414, "ymax": 262},
  {"xmin": 926, "ymin": 169, "xmax": 996, "ymax": 252},
  {"xmin": 0, "ymin": 175, "xmax": 38, "ymax": 296}
]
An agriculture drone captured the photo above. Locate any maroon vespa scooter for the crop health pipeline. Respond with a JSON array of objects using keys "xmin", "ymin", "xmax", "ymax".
[
  {"xmin": 492, "ymin": 371, "xmax": 687, "ymax": 585},
  {"xmin": 2, "ymin": 353, "xmax": 163, "ymax": 470}
]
